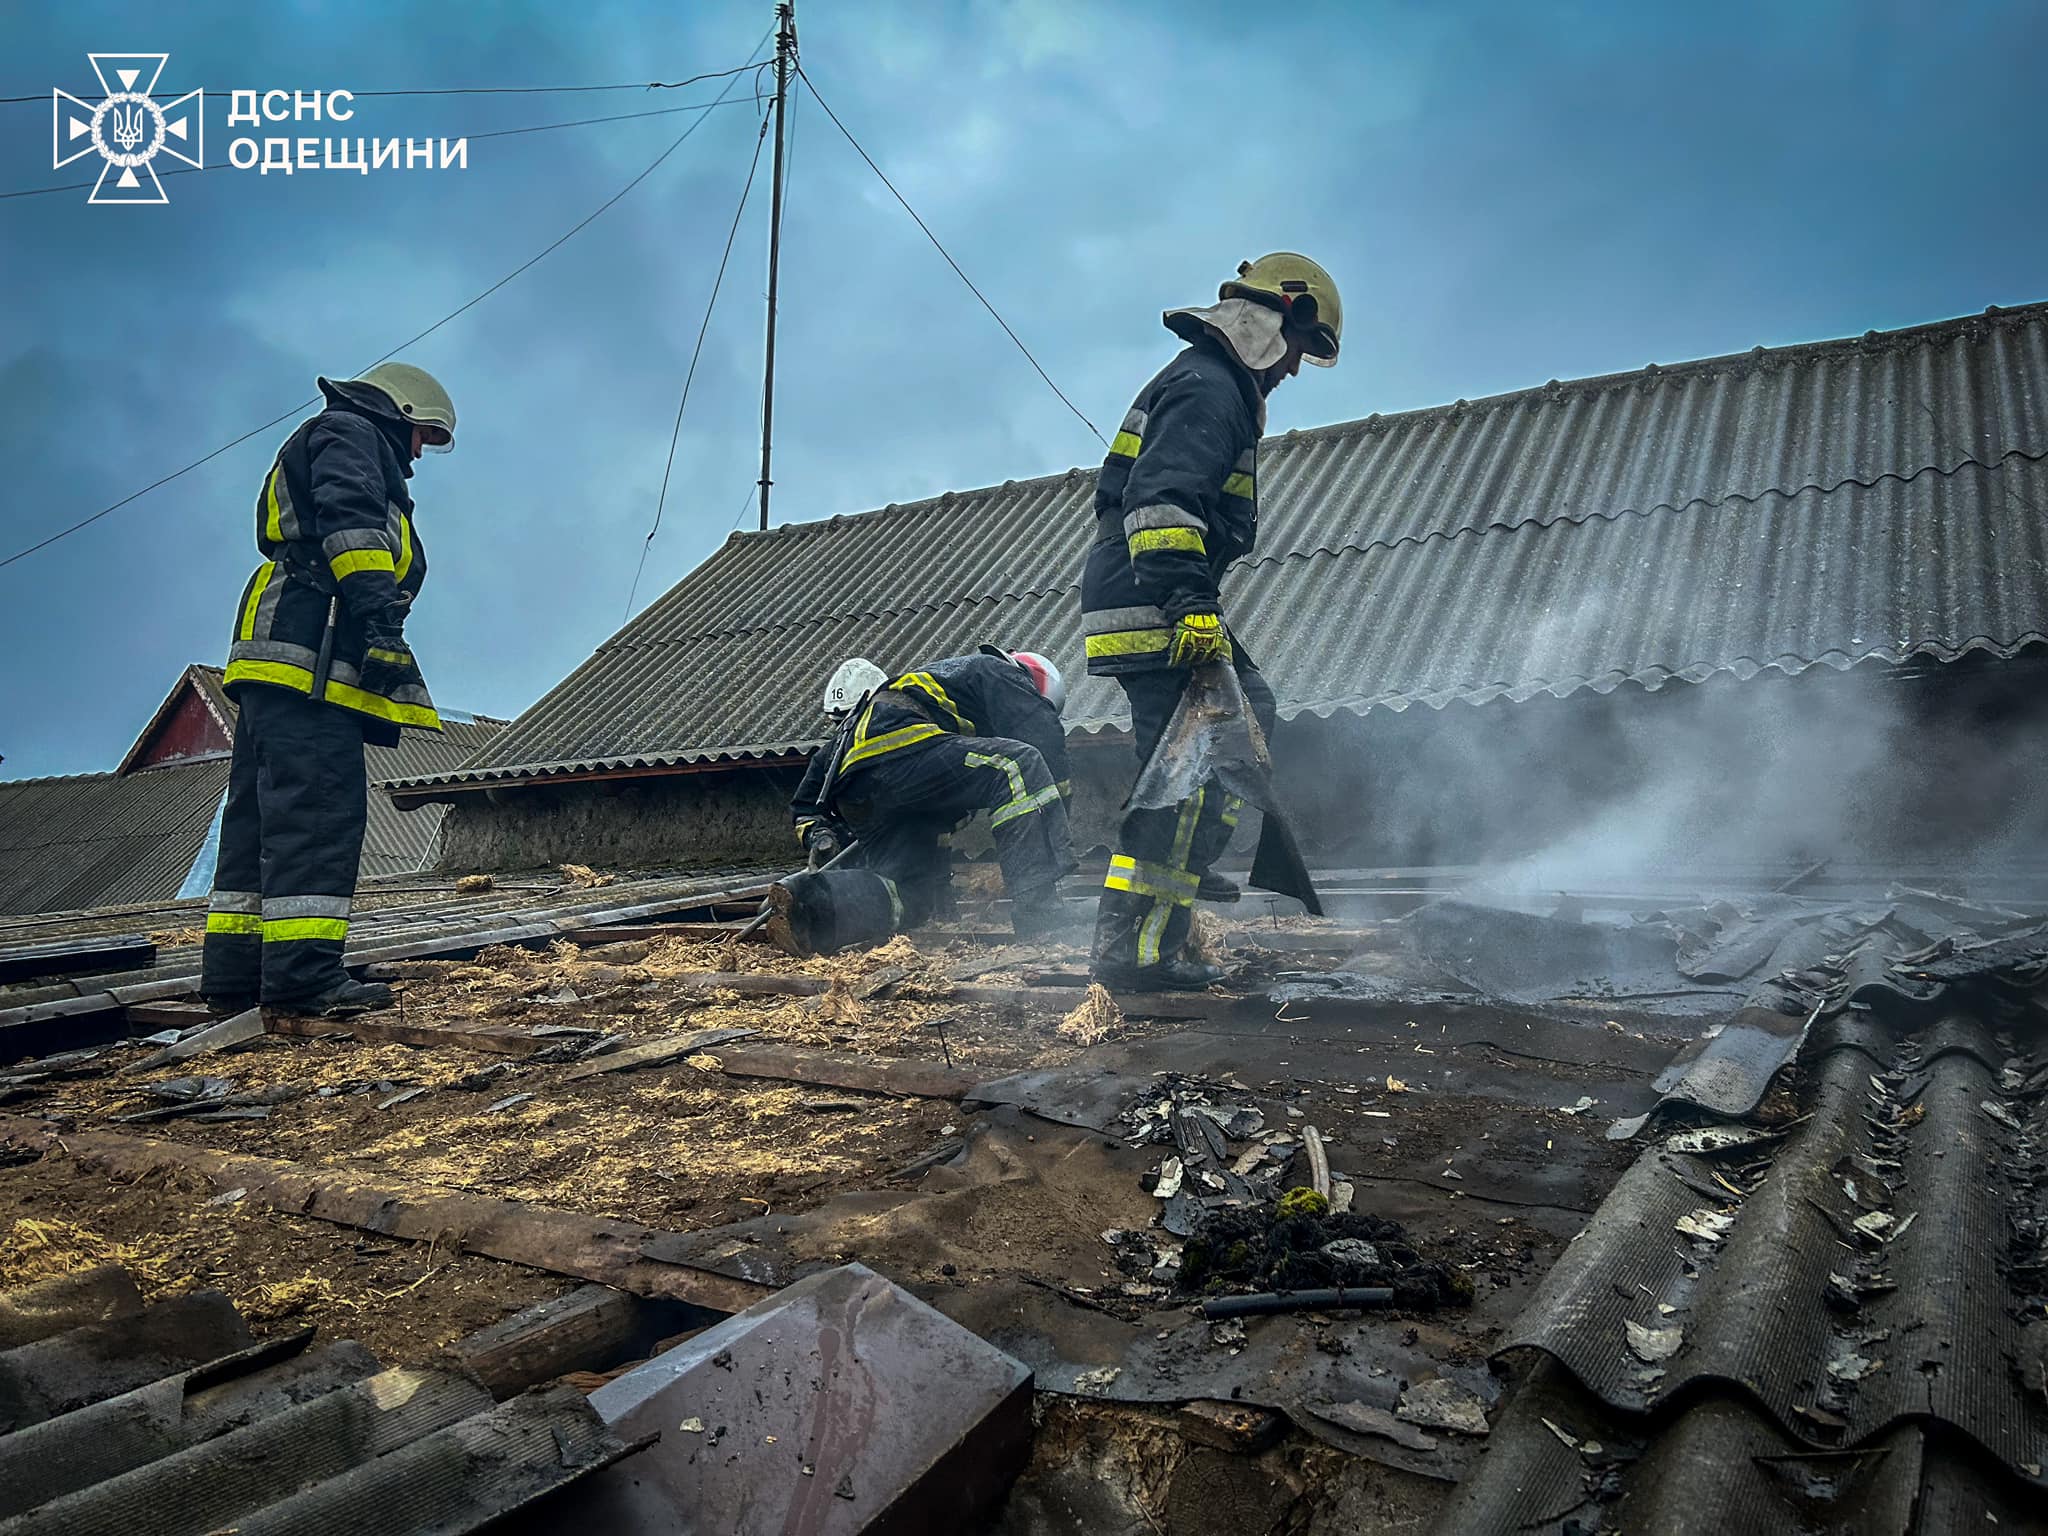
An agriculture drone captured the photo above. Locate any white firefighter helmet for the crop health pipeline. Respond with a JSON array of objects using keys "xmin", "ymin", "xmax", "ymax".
[
  {"xmin": 318, "ymin": 361, "xmax": 458, "ymax": 451},
  {"xmin": 981, "ymin": 645, "xmax": 1067, "ymax": 712},
  {"xmin": 823, "ymin": 657, "xmax": 887, "ymax": 717}
]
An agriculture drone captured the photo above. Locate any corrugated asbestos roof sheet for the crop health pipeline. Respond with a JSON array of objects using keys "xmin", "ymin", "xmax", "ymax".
[
  {"xmin": 0, "ymin": 1271, "xmax": 634, "ymax": 1531},
  {"xmin": 1432, "ymin": 938, "xmax": 2048, "ymax": 1533},
  {"xmin": 410, "ymin": 301, "xmax": 2048, "ymax": 789},
  {"xmin": 0, "ymin": 763, "xmax": 230, "ymax": 917},
  {"xmin": 0, "ymin": 713, "xmax": 507, "ymax": 915}
]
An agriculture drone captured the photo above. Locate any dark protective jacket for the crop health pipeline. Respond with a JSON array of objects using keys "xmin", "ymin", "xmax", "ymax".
[
  {"xmin": 1080, "ymin": 338, "xmax": 1265, "ymax": 676},
  {"xmin": 223, "ymin": 401, "xmax": 440, "ymax": 742},
  {"xmin": 790, "ymin": 652, "xmax": 1072, "ymax": 827}
]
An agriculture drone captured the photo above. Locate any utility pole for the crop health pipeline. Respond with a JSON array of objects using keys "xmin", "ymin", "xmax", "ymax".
[{"xmin": 758, "ymin": 0, "xmax": 795, "ymax": 532}]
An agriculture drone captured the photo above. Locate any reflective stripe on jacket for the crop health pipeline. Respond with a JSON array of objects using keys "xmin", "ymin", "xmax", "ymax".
[
  {"xmin": 789, "ymin": 653, "xmax": 1072, "ymax": 823},
  {"xmin": 224, "ymin": 407, "xmax": 440, "ymax": 733},
  {"xmin": 1079, "ymin": 339, "xmax": 1264, "ymax": 675}
]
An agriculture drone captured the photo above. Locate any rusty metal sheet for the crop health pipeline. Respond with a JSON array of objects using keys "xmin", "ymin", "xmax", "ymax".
[{"xmin": 575, "ymin": 1263, "xmax": 1033, "ymax": 1535}]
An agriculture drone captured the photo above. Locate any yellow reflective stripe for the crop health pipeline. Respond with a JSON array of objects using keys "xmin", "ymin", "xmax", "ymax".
[
  {"xmin": 330, "ymin": 548, "xmax": 397, "ymax": 580},
  {"xmin": 264, "ymin": 466, "xmax": 285, "ymax": 543},
  {"xmin": 225, "ymin": 657, "xmax": 315, "ymax": 693},
  {"xmin": 205, "ymin": 912, "xmax": 262, "ymax": 935},
  {"xmin": 238, "ymin": 562, "xmax": 278, "ymax": 642},
  {"xmin": 1109, "ymin": 430, "xmax": 1143, "ymax": 458},
  {"xmin": 323, "ymin": 679, "xmax": 442, "ymax": 730},
  {"xmin": 224, "ymin": 659, "xmax": 442, "ymax": 731},
  {"xmin": 1222, "ymin": 472, "xmax": 1255, "ymax": 499},
  {"xmin": 365, "ymin": 647, "xmax": 411, "ymax": 665},
  {"xmin": 842, "ymin": 722, "xmax": 946, "ymax": 770},
  {"xmin": 1102, "ymin": 854, "xmax": 1199, "ymax": 901},
  {"xmin": 261, "ymin": 917, "xmax": 350, "ymax": 943},
  {"xmin": 891, "ymin": 672, "xmax": 973, "ymax": 732},
  {"xmin": 1128, "ymin": 527, "xmax": 1206, "ymax": 558},
  {"xmin": 1085, "ymin": 631, "xmax": 1172, "ymax": 658},
  {"xmin": 394, "ymin": 513, "xmax": 415, "ymax": 582}
]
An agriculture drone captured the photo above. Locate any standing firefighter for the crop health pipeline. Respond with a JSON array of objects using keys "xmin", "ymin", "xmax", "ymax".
[
  {"xmin": 1083, "ymin": 254, "xmax": 1342, "ymax": 989},
  {"xmin": 199, "ymin": 363, "xmax": 454, "ymax": 1016},
  {"xmin": 789, "ymin": 648, "xmax": 1075, "ymax": 938}
]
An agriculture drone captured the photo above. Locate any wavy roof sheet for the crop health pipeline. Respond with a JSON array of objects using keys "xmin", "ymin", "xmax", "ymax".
[
  {"xmin": 427, "ymin": 301, "xmax": 2048, "ymax": 788},
  {"xmin": 0, "ymin": 692, "xmax": 507, "ymax": 915}
]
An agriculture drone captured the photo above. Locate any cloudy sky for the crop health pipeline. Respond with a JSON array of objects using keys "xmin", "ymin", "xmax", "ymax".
[{"xmin": 2, "ymin": 0, "xmax": 2042, "ymax": 778}]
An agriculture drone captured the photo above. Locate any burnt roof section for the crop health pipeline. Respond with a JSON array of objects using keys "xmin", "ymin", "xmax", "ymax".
[
  {"xmin": 0, "ymin": 671, "xmax": 509, "ymax": 914},
  {"xmin": 1432, "ymin": 938, "xmax": 2048, "ymax": 1532},
  {"xmin": 399, "ymin": 300, "xmax": 2048, "ymax": 791}
]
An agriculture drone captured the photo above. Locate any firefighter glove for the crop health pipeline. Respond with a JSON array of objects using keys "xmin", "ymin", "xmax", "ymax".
[
  {"xmin": 1167, "ymin": 611, "xmax": 1230, "ymax": 668},
  {"xmin": 797, "ymin": 817, "xmax": 844, "ymax": 866},
  {"xmin": 360, "ymin": 641, "xmax": 417, "ymax": 699}
]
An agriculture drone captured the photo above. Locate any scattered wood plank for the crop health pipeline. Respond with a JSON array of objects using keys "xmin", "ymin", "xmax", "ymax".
[
  {"xmin": 451, "ymin": 1283, "xmax": 703, "ymax": 1400},
  {"xmin": 697, "ymin": 1044, "xmax": 979, "ymax": 1102},
  {"xmin": 120, "ymin": 1008, "xmax": 263, "ymax": 1073},
  {"xmin": 123, "ymin": 1001, "xmax": 216, "ymax": 1031},
  {"xmin": 669, "ymin": 972, "xmax": 830, "ymax": 1000},
  {"xmin": 0, "ymin": 1117, "xmax": 773, "ymax": 1314},
  {"xmin": 659, "ymin": 969, "xmax": 1236, "ymax": 1020},
  {"xmin": 1178, "ymin": 1399, "xmax": 1287, "ymax": 1454},
  {"xmin": 854, "ymin": 963, "xmax": 912, "ymax": 1000},
  {"xmin": 562, "ymin": 923, "xmax": 767, "ymax": 947},
  {"xmin": 559, "ymin": 1026, "xmax": 759, "ymax": 1083},
  {"xmin": 0, "ymin": 935, "xmax": 156, "ymax": 986},
  {"xmin": 264, "ymin": 1012, "xmax": 550, "ymax": 1058}
]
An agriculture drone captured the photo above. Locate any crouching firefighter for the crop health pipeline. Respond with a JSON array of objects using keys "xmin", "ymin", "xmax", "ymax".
[
  {"xmin": 199, "ymin": 363, "xmax": 455, "ymax": 1017},
  {"xmin": 1083, "ymin": 253, "xmax": 1343, "ymax": 990},
  {"xmin": 788, "ymin": 649, "xmax": 1077, "ymax": 942}
]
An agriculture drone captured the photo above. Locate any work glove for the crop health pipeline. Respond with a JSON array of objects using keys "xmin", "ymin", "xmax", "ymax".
[
  {"xmin": 1166, "ymin": 611, "xmax": 1231, "ymax": 668},
  {"xmin": 797, "ymin": 817, "xmax": 845, "ymax": 869},
  {"xmin": 359, "ymin": 632, "xmax": 419, "ymax": 698}
]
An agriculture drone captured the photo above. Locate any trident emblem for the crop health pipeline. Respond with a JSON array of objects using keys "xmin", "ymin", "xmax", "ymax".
[
  {"xmin": 52, "ymin": 54, "xmax": 204, "ymax": 205},
  {"xmin": 108, "ymin": 99, "xmax": 148, "ymax": 152}
]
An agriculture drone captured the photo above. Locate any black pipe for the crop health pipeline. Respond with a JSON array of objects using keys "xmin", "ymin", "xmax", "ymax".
[{"xmin": 1200, "ymin": 1287, "xmax": 1394, "ymax": 1319}]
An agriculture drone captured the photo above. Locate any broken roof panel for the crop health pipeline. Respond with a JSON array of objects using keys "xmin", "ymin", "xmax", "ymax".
[{"xmin": 418, "ymin": 301, "xmax": 2048, "ymax": 790}]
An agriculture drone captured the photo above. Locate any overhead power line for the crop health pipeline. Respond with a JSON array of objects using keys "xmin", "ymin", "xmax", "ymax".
[
  {"xmin": 626, "ymin": 107, "xmax": 777, "ymax": 618},
  {"xmin": 0, "ymin": 91, "xmax": 771, "ymax": 202},
  {"xmin": 0, "ymin": 62, "xmax": 766, "ymax": 107},
  {"xmin": 0, "ymin": 53, "xmax": 767, "ymax": 573},
  {"xmin": 795, "ymin": 64, "xmax": 1105, "ymax": 450}
]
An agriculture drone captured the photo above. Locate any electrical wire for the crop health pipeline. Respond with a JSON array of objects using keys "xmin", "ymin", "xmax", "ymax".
[
  {"xmin": 625, "ymin": 107, "xmax": 775, "ymax": 619},
  {"xmin": 0, "ymin": 46, "xmax": 770, "ymax": 574},
  {"xmin": 795, "ymin": 63, "xmax": 1105, "ymax": 449},
  {"xmin": 0, "ymin": 62, "xmax": 765, "ymax": 107},
  {"xmin": 0, "ymin": 91, "xmax": 772, "ymax": 202}
]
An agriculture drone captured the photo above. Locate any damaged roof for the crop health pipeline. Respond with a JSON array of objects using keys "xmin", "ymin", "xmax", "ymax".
[
  {"xmin": 0, "ymin": 669, "xmax": 509, "ymax": 915},
  {"xmin": 398, "ymin": 300, "xmax": 2048, "ymax": 793}
]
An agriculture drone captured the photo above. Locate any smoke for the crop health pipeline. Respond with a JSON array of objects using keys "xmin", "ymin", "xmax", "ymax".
[{"xmin": 1275, "ymin": 651, "xmax": 2048, "ymax": 893}]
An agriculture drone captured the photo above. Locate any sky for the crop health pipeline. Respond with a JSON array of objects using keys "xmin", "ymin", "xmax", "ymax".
[{"xmin": 1, "ymin": 0, "xmax": 2043, "ymax": 779}]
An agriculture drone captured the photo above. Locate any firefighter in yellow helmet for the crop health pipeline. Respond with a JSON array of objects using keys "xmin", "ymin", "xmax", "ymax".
[
  {"xmin": 1080, "ymin": 254, "xmax": 1342, "ymax": 989},
  {"xmin": 200, "ymin": 362, "xmax": 456, "ymax": 1017}
]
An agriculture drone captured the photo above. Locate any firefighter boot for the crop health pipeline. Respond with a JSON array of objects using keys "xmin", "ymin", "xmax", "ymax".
[{"xmin": 1090, "ymin": 892, "xmax": 1224, "ymax": 991}]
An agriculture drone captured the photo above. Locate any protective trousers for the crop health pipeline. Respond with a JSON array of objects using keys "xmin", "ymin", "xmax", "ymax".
[
  {"xmin": 837, "ymin": 733, "xmax": 1073, "ymax": 927},
  {"xmin": 199, "ymin": 685, "xmax": 368, "ymax": 1005},
  {"xmin": 1094, "ymin": 659, "xmax": 1277, "ymax": 970}
]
